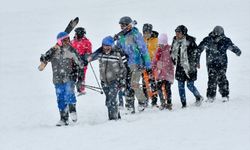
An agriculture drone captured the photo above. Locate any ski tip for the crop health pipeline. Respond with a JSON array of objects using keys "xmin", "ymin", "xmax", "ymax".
[{"xmin": 74, "ymin": 17, "xmax": 79, "ymax": 22}]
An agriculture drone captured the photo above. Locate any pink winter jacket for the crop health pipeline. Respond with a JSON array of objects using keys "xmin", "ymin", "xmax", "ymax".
[{"xmin": 152, "ymin": 45, "xmax": 174, "ymax": 83}]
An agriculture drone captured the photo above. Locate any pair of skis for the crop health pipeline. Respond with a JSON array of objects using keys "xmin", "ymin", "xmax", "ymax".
[{"xmin": 38, "ymin": 17, "xmax": 79, "ymax": 71}]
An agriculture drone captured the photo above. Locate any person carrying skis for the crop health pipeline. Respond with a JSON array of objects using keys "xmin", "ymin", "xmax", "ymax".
[
  {"xmin": 198, "ymin": 26, "xmax": 241, "ymax": 102},
  {"xmin": 152, "ymin": 33, "xmax": 174, "ymax": 110},
  {"xmin": 40, "ymin": 32, "xmax": 85, "ymax": 126},
  {"xmin": 88, "ymin": 36, "xmax": 128, "ymax": 120},
  {"xmin": 142, "ymin": 23, "xmax": 159, "ymax": 107},
  {"xmin": 71, "ymin": 27, "xmax": 92, "ymax": 95},
  {"xmin": 116, "ymin": 16, "xmax": 152, "ymax": 113},
  {"xmin": 171, "ymin": 25, "xmax": 203, "ymax": 108}
]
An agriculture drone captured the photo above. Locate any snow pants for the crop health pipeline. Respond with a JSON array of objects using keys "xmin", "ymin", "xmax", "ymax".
[
  {"xmin": 54, "ymin": 81, "xmax": 76, "ymax": 111},
  {"xmin": 125, "ymin": 65, "xmax": 147, "ymax": 108},
  {"xmin": 79, "ymin": 67, "xmax": 88, "ymax": 92},
  {"xmin": 207, "ymin": 64, "xmax": 229, "ymax": 98},
  {"xmin": 101, "ymin": 81, "xmax": 120, "ymax": 120}
]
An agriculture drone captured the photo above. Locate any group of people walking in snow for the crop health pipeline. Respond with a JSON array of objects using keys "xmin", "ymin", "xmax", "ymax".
[{"xmin": 39, "ymin": 16, "xmax": 241, "ymax": 126}]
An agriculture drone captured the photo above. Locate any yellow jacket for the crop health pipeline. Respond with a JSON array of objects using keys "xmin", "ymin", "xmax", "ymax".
[{"xmin": 144, "ymin": 31, "xmax": 159, "ymax": 61}]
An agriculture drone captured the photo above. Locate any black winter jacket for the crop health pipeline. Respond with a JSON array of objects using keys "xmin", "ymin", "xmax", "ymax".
[
  {"xmin": 171, "ymin": 35, "xmax": 199, "ymax": 81},
  {"xmin": 198, "ymin": 33, "xmax": 241, "ymax": 68}
]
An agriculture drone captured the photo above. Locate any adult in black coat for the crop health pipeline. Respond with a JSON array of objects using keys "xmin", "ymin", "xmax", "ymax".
[
  {"xmin": 171, "ymin": 25, "xmax": 203, "ymax": 108},
  {"xmin": 198, "ymin": 26, "xmax": 241, "ymax": 102}
]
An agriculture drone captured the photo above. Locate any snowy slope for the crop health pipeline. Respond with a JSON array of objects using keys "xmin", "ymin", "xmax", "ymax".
[{"xmin": 0, "ymin": 0, "xmax": 250, "ymax": 150}]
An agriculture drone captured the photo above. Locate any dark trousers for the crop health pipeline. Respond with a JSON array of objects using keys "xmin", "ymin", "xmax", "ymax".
[
  {"xmin": 118, "ymin": 90, "xmax": 124, "ymax": 107},
  {"xmin": 101, "ymin": 81, "xmax": 119, "ymax": 120},
  {"xmin": 207, "ymin": 64, "xmax": 229, "ymax": 98},
  {"xmin": 157, "ymin": 80, "xmax": 172, "ymax": 105}
]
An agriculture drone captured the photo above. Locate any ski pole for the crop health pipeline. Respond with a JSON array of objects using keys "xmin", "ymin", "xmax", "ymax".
[
  {"xmin": 85, "ymin": 86, "xmax": 103, "ymax": 94},
  {"xmin": 89, "ymin": 62, "xmax": 103, "ymax": 94},
  {"xmin": 83, "ymin": 84, "xmax": 102, "ymax": 90}
]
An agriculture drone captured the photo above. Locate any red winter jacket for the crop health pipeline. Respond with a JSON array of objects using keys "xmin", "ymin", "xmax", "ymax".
[{"xmin": 71, "ymin": 37, "xmax": 92, "ymax": 55}]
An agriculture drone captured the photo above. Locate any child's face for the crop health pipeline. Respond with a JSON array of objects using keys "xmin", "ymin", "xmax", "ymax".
[{"xmin": 158, "ymin": 44, "xmax": 164, "ymax": 49}]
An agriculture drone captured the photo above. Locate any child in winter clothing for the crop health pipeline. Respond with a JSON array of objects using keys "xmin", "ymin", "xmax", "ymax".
[
  {"xmin": 88, "ymin": 36, "xmax": 128, "ymax": 120},
  {"xmin": 171, "ymin": 25, "xmax": 203, "ymax": 108},
  {"xmin": 142, "ymin": 23, "xmax": 159, "ymax": 106},
  {"xmin": 116, "ymin": 16, "xmax": 152, "ymax": 113},
  {"xmin": 152, "ymin": 33, "xmax": 174, "ymax": 110},
  {"xmin": 40, "ymin": 32, "xmax": 85, "ymax": 126},
  {"xmin": 71, "ymin": 27, "xmax": 92, "ymax": 95},
  {"xmin": 198, "ymin": 26, "xmax": 241, "ymax": 102}
]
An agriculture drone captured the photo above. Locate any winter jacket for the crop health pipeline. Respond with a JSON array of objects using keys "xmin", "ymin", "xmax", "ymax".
[
  {"xmin": 152, "ymin": 45, "xmax": 174, "ymax": 83},
  {"xmin": 171, "ymin": 35, "xmax": 199, "ymax": 81},
  {"xmin": 91, "ymin": 46, "xmax": 128, "ymax": 84},
  {"xmin": 198, "ymin": 33, "xmax": 241, "ymax": 68},
  {"xmin": 117, "ymin": 27, "xmax": 151, "ymax": 69},
  {"xmin": 144, "ymin": 31, "xmax": 159, "ymax": 61},
  {"xmin": 71, "ymin": 37, "xmax": 92, "ymax": 61},
  {"xmin": 41, "ymin": 45, "xmax": 84, "ymax": 84}
]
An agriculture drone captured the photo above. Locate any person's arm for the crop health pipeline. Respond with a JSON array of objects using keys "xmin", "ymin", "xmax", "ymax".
[
  {"xmin": 38, "ymin": 45, "xmax": 59, "ymax": 71},
  {"xmin": 87, "ymin": 47, "xmax": 102, "ymax": 62},
  {"xmin": 197, "ymin": 37, "xmax": 210, "ymax": 65},
  {"xmin": 226, "ymin": 38, "xmax": 241, "ymax": 56}
]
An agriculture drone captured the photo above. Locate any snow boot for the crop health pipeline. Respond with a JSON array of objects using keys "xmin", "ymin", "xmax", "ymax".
[
  {"xmin": 69, "ymin": 104, "xmax": 77, "ymax": 122},
  {"xmin": 165, "ymin": 103, "xmax": 173, "ymax": 110},
  {"xmin": 222, "ymin": 96, "xmax": 229, "ymax": 102},
  {"xmin": 138, "ymin": 101, "xmax": 146, "ymax": 112},
  {"xmin": 206, "ymin": 97, "xmax": 215, "ymax": 103},
  {"xmin": 181, "ymin": 101, "xmax": 187, "ymax": 108},
  {"xmin": 195, "ymin": 95, "xmax": 203, "ymax": 106},
  {"xmin": 56, "ymin": 110, "xmax": 69, "ymax": 126}
]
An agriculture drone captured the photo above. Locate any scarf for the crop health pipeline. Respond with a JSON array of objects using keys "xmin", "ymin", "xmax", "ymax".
[{"xmin": 171, "ymin": 38, "xmax": 190, "ymax": 78}]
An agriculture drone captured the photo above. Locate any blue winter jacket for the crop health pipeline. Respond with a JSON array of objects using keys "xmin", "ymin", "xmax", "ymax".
[
  {"xmin": 116, "ymin": 27, "xmax": 151, "ymax": 69},
  {"xmin": 198, "ymin": 33, "xmax": 241, "ymax": 67}
]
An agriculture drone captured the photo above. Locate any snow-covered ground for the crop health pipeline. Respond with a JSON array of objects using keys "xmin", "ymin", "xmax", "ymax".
[{"xmin": 0, "ymin": 0, "xmax": 249, "ymax": 150}]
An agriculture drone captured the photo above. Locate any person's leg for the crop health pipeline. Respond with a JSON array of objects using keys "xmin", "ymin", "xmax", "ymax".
[
  {"xmin": 55, "ymin": 83, "xmax": 69, "ymax": 126},
  {"xmin": 187, "ymin": 81, "xmax": 203, "ymax": 106},
  {"xmin": 187, "ymin": 81, "xmax": 201, "ymax": 98},
  {"xmin": 178, "ymin": 81, "xmax": 186, "ymax": 107},
  {"xmin": 165, "ymin": 81, "xmax": 172, "ymax": 104},
  {"xmin": 218, "ymin": 66, "xmax": 229, "ymax": 102},
  {"xmin": 131, "ymin": 67, "xmax": 147, "ymax": 111},
  {"xmin": 104, "ymin": 82, "xmax": 119, "ymax": 120},
  {"xmin": 157, "ymin": 80, "xmax": 164, "ymax": 105},
  {"xmin": 65, "ymin": 81, "xmax": 77, "ymax": 122},
  {"xmin": 206, "ymin": 66, "xmax": 218, "ymax": 101},
  {"xmin": 125, "ymin": 68, "xmax": 135, "ymax": 113},
  {"xmin": 118, "ymin": 90, "xmax": 124, "ymax": 107}
]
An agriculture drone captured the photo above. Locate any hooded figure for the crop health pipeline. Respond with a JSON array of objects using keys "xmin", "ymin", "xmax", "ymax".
[{"xmin": 198, "ymin": 26, "xmax": 241, "ymax": 102}]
